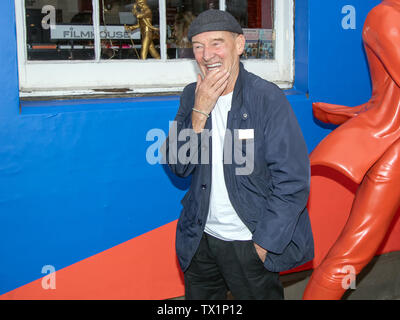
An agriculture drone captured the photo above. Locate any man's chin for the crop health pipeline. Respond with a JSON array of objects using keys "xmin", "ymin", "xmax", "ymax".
[
  {"xmin": 208, "ymin": 67, "xmax": 222, "ymax": 73},
  {"xmin": 203, "ymin": 67, "xmax": 223, "ymax": 76},
  {"xmin": 198, "ymin": 65, "xmax": 224, "ymax": 77}
]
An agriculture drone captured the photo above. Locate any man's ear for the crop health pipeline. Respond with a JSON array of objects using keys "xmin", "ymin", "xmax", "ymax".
[{"xmin": 235, "ymin": 34, "xmax": 246, "ymax": 55}]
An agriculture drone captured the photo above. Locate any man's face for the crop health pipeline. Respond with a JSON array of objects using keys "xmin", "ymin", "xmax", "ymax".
[{"xmin": 192, "ymin": 30, "xmax": 245, "ymax": 81}]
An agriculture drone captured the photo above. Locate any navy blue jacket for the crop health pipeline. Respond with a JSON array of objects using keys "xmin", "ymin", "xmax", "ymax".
[{"xmin": 165, "ymin": 63, "xmax": 314, "ymax": 273}]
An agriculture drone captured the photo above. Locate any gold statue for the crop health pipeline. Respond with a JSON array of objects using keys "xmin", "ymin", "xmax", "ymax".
[{"xmin": 125, "ymin": 0, "xmax": 161, "ymax": 59}]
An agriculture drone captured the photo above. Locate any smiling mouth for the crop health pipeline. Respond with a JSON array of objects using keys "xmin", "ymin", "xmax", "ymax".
[{"xmin": 206, "ymin": 63, "xmax": 222, "ymax": 72}]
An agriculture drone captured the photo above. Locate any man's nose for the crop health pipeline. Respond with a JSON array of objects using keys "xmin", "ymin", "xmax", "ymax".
[{"xmin": 202, "ymin": 46, "xmax": 214, "ymax": 61}]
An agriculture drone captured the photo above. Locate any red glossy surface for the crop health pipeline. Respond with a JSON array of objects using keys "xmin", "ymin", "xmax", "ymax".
[{"xmin": 304, "ymin": 0, "xmax": 400, "ymax": 299}]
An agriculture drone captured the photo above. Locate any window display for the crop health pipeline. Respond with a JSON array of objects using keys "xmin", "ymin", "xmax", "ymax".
[
  {"xmin": 24, "ymin": 0, "xmax": 274, "ymax": 61},
  {"xmin": 166, "ymin": 0, "xmax": 219, "ymax": 59},
  {"xmin": 124, "ymin": 0, "xmax": 160, "ymax": 60},
  {"xmin": 226, "ymin": 0, "xmax": 275, "ymax": 60},
  {"xmin": 25, "ymin": 0, "xmax": 95, "ymax": 60},
  {"xmin": 17, "ymin": 0, "xmax": 292, "ymax": 94}
]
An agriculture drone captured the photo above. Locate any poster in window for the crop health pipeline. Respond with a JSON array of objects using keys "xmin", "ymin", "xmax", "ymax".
[{"xmin": 242, "ymin": 28, "xmax": 274, "ymax": 60}]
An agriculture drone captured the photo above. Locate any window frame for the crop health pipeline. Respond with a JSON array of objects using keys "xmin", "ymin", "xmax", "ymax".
[{"xmin": 15, "ymin": 0, "xmax": 294, "ymax": 98}]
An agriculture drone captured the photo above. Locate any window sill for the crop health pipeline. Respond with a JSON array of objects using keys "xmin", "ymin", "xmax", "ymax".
[
  {"xmin": 19, "ymin": 86, "xmax": 186, "ymax": 101},
  {"xmin": 20, "ymin": 81, "xmax": 294, "ymax": 102},
  {"xmin": 19, "ymin": 82, "xmax": 303, "ymax": 115}
]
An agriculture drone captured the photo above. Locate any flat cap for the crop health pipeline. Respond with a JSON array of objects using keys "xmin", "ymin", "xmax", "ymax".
[{"xmin": 188, "ymin": 9, "xmax": 243, "ymax": 41}]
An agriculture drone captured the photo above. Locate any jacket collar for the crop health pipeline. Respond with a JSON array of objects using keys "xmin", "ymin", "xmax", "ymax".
[{"xmin": 231, "ymin": 62, "xmax": 245, "ymax": 114}]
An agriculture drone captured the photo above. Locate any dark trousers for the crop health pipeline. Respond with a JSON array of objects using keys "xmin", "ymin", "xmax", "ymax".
[{"xmin": 184, "ymin": 233, "xmax": 284, "ymax": 300}]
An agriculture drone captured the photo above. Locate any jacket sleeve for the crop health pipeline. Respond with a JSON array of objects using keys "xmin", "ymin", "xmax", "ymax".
[
  {"xmin": 252, "ymin": 88, "xmax": 311, "ymax": 255},
  {"xmin": 161, "ymin": 83, "xmax": 204, "ymax": 178}
]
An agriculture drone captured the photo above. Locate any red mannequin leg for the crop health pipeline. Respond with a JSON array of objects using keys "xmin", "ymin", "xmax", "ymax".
[{"xmin": 303, "ymin": 139, "xmax": 400, "ymax": 299}]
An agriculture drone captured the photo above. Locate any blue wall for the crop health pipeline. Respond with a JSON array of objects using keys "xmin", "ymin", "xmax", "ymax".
[{"xmin": 0, "ymin": 0, "xmax": 380, "ymax": 295}]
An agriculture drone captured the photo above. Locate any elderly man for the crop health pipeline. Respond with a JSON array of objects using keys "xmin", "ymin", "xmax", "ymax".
[{"xmin": 163, "ymin": 9, "xmax": 313, "ymax": 300}]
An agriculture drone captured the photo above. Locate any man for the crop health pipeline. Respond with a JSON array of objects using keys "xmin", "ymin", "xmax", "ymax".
[{"xmin": 163, "ymin": 9, "xmax": 314, "ymax": 300}]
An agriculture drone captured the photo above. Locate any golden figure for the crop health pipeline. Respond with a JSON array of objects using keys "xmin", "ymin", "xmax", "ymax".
[{"xmin": 125, "ymin": 0, "xmax": 160, "ymax": 59}]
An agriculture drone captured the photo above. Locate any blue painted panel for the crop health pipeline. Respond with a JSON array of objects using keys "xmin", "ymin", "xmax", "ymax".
[
  {"xmin": 308, "ymin": 0, "xmax": 380, "ymax": 105},
  {"xmin": 0, "ymin": 97, "xmax": 191, "ymax": 293},
  {"xmin": 0, "ymin": 0, "xmax": 19, "ymax": 118},
  {"xmin": 293, "ymin": 0, "xmax": 309, "ymax": 93}
]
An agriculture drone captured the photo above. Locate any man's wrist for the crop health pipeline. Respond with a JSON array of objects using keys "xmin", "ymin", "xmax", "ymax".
[
  {"xmin": 192, "ymin": 110, "xmax": 208, "ymax": 133},
  {"xmin": 192, "ymin": 107, "xmax": 210, "ymax": 118}
]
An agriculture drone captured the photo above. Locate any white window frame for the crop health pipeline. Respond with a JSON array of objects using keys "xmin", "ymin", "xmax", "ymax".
[{"xmin": 15, "ymin": 0, "xmax": 294, "ymax": 98}]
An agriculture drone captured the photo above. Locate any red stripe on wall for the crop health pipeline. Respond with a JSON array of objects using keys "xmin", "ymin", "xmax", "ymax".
[{"xmin": 0, "ymin": 220, "xmax": 184, "ymax": 300}]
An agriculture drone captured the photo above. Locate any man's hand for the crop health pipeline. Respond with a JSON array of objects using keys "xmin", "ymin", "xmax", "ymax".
[
  {"xmin": 254, "ymin": 242, "xmax": 267, "ymax": 263},
  {"xmin": 192, "ymin": 69, "xmax": 230, "ymax": 133}
]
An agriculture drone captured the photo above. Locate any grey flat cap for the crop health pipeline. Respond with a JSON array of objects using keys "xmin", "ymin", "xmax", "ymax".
[{"xmin": 188, "ymin": 9, "xmax": 243, "ymax": 41}]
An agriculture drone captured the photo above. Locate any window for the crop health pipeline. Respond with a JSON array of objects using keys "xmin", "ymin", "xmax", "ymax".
[{"xmin": 15, "ymin": 0, "xmax": 294, "ymax": 98}]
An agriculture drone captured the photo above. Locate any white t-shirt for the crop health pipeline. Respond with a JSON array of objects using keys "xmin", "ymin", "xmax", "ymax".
[{"xmin": 204, "ymin": 92, "xmax": 253, "ymax": 241}]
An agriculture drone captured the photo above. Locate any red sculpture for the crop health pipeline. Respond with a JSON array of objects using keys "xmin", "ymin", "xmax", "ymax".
[{"xmin": 303, "ymin": 0, "xmax": 400, "ymax": 299}]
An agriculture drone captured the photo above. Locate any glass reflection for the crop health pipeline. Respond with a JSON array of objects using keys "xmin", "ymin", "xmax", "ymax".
[
  {"xmin": 226, "ymin": 0, "xmax": 275, "ymax": 60},
  {"xmin": 166, "ymin": 0, "xmax": 219, "ymax": 59},
  {"xmin": 24, "ymin": 0, "xmax": 275, "ymax": 61},
  {"xmin": 25, "ymin": 0, "xmax": 95, "ymax": 60},
  {"xmin": 100, "ymin": 0, "xmax": 160, "ymax": 59}
]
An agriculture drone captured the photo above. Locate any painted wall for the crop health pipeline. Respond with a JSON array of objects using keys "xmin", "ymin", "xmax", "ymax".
[{"xmin": 0, "ymin": 0, "xmax": 390, "ymax": 299}]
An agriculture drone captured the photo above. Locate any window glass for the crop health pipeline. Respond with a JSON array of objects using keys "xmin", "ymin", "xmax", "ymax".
[
  {"xmin": 24, "ymin": 0, "xmax": 275, "ymax": 62},
  {"xmin": 226, "ymin": 0, "xmax": 275, "ymax": 60},
  {"xmin": 25, "ymin": 0, "xmax": 95, "ymax": 60},
  {"xmin": 100, "ymin": 0, "xmax": 160, "ymax": 60},
  {"xmin": 18, "ymin": 0, "xmax": 292, "ymax": 94},
  {"xmin": 166, "ymin": 0, "xmax": 219, "ymax": 59}
]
